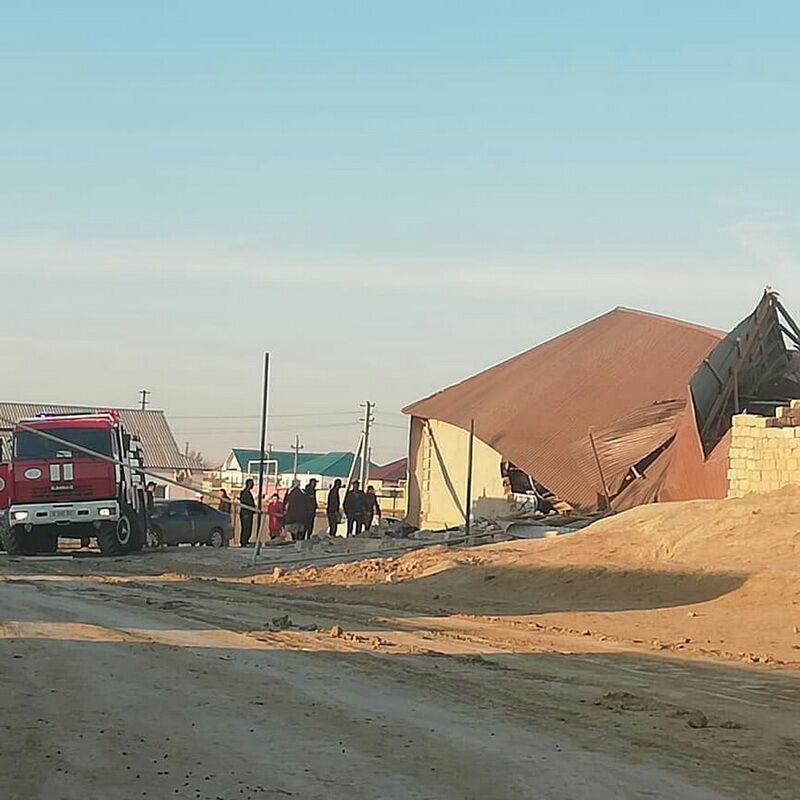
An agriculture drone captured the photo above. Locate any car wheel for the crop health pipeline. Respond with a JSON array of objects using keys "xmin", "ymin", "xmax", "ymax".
[
  {"xmin": 209, "ymin": 528, "xmax": 226, "ymax": 548},
  {"xmin": 146, "ymin": 525, "xmax": 163, "ymax": 549}
]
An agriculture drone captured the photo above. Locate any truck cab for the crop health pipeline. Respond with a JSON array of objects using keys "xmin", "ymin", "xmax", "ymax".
[{"xmin": 2, "ymin": 412, "xmax": 148, "ymax": 555}]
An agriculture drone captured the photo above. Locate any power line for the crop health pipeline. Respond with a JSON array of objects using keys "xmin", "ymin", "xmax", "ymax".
[
  {"xmin": 170, "ymin": 411, "xmax": 359, "ymax": 420},
  {"xmin": 173, "ymin": 422, "xmax": 358, "ymax": 434}
]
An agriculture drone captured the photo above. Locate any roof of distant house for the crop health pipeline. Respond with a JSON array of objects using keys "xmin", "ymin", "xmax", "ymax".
[
  {"xmin": 229, "ymin": 448, "xmax": 325, "ymax": 475},
  {"xmin": 295, "ymin": 452, "xmax": 355, "ymax": 479},
  {"xmin": 370, "ymin": 457, "xmax": 407, "ymax": 482}
]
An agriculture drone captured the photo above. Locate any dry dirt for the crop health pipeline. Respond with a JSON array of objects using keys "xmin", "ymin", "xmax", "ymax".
[{"xmin": 1, "ymin": 488, "xmax": 800, "ymax": 798}]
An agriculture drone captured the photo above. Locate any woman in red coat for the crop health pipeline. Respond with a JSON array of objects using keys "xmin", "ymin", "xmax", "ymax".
[{"xmin": 267, "ymin": 493, "xmax": 286, "ymax": 540}]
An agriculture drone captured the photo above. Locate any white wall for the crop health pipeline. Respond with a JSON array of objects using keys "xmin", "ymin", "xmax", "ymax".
[{"xmin": 406, "ymin": 417, "xmax": 508, "ymax": 529}]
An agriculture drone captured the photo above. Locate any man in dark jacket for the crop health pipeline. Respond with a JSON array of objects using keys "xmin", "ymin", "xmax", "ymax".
[
  {"xmin": 326, "ymin": 479, "xmax": 342, "ymax": 536},
  {"xmin": 343, "ymin": 479, "xmax": 366, "ymax": 536},
  {"xmin": 239, "ymin": 479, "xmax": 256, "ymax": 547},
  {"xmin": 364, "ymin": 485, "xmax": 381, "ymax": 532},
  {"xmin": 283, "ymin": 479, "xmax": 306, "ymax": 540},
  {"xmin": 303, "ymin": 479, "xmax": 318, "ymax": 538}
]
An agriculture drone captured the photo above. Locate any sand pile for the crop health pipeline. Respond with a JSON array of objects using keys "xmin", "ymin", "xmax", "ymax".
[
  {"xmin": 271, "ymin": 488, "xmax": 800, "ymax": 620},
  {"xmin": 280, "ymin": 487, "xmax": 800, "ymax": 583},
  {"xmin": 253, "ymin": 488, "xmax": 800, "ymax": 668},
  {"xmin": 532, "ymin": 485, "xmax": 800, "ymax": 573}
]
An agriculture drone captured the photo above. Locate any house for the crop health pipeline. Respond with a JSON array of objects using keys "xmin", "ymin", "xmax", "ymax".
[
  {"xmin": 293, "ymin": 452, "xmax": 364, "ymax": 488},
  {"xmin": 219, "ymin": 448, "xmax": 324, "ymax": 492},
  {"xmin": 369, "ymin": 457, "xmax": 408, "ymax": 516},
  {"xmin": 403, "ymin": 291, "xmax": 800, "ymax": 529},
  {"xmin": 218, "ymin": 447, "xmax": 376, "ymax": 493},
  {"xmin": 0, "ymin": 402, "xmax": 201, "ymax": 500}
]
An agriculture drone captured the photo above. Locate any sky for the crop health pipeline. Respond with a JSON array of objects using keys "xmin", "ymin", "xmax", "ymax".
[{"xmin": 1, "ymin": 2, "xmax": 799, "ymax": 464}]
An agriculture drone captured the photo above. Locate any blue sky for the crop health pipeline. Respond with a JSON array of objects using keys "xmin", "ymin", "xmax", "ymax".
[{"xmin": 2, "ymin": 2, "xmax": 799, "ymax": 462}]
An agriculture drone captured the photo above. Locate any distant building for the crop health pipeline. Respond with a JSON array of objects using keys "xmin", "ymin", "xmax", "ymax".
[
  {"xmin": 218, "ymin": 447, "xmax": 377, "ymax": 492},
  {"xmin": 369, "ymin": 457, "xmax": 408, "ymax": 516},
  {"xmin": 0, "ymin": 402, "xmax": 201, "ymax": 500}
]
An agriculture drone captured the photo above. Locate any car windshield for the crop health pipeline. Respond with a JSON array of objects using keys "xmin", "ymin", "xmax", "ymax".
[{"xmin": 14, "ymin": 427, "xmax": 113, "ymax": 459}]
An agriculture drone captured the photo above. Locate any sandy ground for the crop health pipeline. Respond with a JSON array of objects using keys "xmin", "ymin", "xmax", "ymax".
[{"xmin": 2, "ymin": 489, "xmax": 800, "ymax": 798}]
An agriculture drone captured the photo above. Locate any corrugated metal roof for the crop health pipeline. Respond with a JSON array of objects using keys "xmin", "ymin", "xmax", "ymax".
[
  {"xmin": 370, "ymin": 457, "xmax": 408, "ymax": 482},
  {"xmin": 231, "ymin": 448, "xmax": 326, "ymax": 475},
  {"xmin": 295, "ymin": 452, "xmax": 363, "ymax": 478},
  {"xmin": 404, "ymin": 307, "xmax": 725, "ymax": 508},
  {"xmin": 571, "ymin": 399, "xmax": 687, "ymax": 496},
  {"xmin": 0, "ymin": 403, "xmax": 191, "ymax": 470}
]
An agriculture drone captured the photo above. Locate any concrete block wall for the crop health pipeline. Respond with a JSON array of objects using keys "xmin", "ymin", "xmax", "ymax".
[{"xmin": 727, "ymin": 400, "xmax": 800, "ymax": 497}]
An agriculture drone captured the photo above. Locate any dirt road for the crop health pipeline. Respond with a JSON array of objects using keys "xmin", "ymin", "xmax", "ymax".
[{"xmin": 1, "ymin": 550, "xmax": 798, "ymax": 799}]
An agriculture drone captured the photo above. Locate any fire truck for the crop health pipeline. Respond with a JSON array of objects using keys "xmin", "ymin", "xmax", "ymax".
[{"xmin": 0, "ymin": 411, "xmax": 149, "ymax": 555}]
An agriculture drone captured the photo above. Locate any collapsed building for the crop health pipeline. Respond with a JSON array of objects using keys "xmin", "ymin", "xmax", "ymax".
[{"xmin": 403, "ymin": 290, "xmax": 800, "ymax": 529}]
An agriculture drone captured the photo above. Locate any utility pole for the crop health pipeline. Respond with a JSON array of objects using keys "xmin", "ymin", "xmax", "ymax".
[
  {"xmin": 292, "ymin": 433, "xmax": 303, "ymax": 480},
  {"xmin": 345, "ymin": 432, "xmax": 364, "ymax": 494},
  {"xmin": 359, "ymin": 401, "xmax": 374, "ymax": 487},
  {"xmin": 253, "ymin": 352, "xmax": 270, "ymax": 562},
  {"xmin": 139, "ymin": 389, "xmax": 150, "ymax": 411}
]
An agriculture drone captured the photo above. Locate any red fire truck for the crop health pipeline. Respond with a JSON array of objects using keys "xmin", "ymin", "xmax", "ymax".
[{"xmin": 0, "ymin": 411, "xmax": 148, "ymax": 555}]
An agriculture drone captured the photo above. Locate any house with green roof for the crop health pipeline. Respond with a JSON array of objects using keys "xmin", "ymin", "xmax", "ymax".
[
  {"xmin": 294, "ymin": 452, "xmax": 378, "ymax": 482},
  {"xmin": 220, "ymin": 447, "xmax": 378, "ymax": 491}
]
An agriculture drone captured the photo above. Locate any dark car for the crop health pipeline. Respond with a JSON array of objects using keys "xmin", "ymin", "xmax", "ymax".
[{"xmin": 149, "ymin": 500, "xmax": 231, "ymax": 548}]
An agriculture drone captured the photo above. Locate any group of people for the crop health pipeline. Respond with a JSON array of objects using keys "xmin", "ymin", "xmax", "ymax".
[
  {"xmin": 225, "ymin": 478, "xmax": 381, "ymax": 546},
  {"xmin": 334, "ymin": 479, "xmax": 381, "ymax": 536}
]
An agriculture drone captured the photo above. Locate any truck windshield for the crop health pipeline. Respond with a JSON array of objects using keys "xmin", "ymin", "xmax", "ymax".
[{"xmin": 14, "ymin": 428, "xmax": 113, "ymax": 460}]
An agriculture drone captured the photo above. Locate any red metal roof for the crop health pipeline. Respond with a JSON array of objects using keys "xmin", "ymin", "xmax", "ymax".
[
  {"xmin": 370, "ymin": 457, "xmax": 407, "ymax": 483},
  {"xmin": 403, "ymin": 307, "xmax": 724, "ymax": 508}
]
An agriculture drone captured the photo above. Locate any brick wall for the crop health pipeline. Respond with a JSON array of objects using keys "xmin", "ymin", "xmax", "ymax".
[{"xmin": 728, "ymin": 400, "xmax": 800, "ymax": 497}]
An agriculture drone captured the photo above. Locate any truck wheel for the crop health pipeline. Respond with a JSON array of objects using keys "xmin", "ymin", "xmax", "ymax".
[
  {"xmin": 128, "ymin": 523, "xmax": 145, "ymax": 553},
  {"xmin": 97, "ymin": 513, "xmax": 134, "ymax": 555},
  {"xmin": 0, "ymin": 514, "xmax": 8, "ymax": 551},
  {"xmin": 3, "ymin": 525, "xmax": 36, "ymax": 556}
]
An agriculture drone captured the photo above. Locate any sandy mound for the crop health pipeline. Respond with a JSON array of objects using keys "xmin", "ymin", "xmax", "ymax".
[
  {"xmin": 250, "ymin": 489, "xmax": 800, "ymax": 668},
  {"xmin": 281, "ymin": 487, "xmax": 800, "ymax": 586}
]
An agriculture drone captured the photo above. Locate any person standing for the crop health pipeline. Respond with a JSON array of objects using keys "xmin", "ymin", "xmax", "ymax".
[
  {"xmin": 283, "ymin": 479, "xmax": 306, "ymax": 540},
  {"xmin": 364, "ymin": 485, "xmax": 381, "ymax": 532},
  {"xmin": 239, "ymin": 479, "xmax": 256, "ymax": 547},
  {"xmin": 145, "ymin": 481, "xmax": 158, "ymax": 513},
  {"xmin": 267, "ymin": 492, "xmax": 286, "ymax": 540},
  {"xmin": 303, "ymin": 479, "xmax": 318, "ymax": 538},
  {"xmin": 343, "ymin": 479, "xmax": 366, "ymax": 536},
  {"xmin": 218, "ymin": 489, "xmax": 232, "ymax": 515},
  {"xmin": 326, "ymin": 479, "xmax": 342, "ymax": 536}
]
